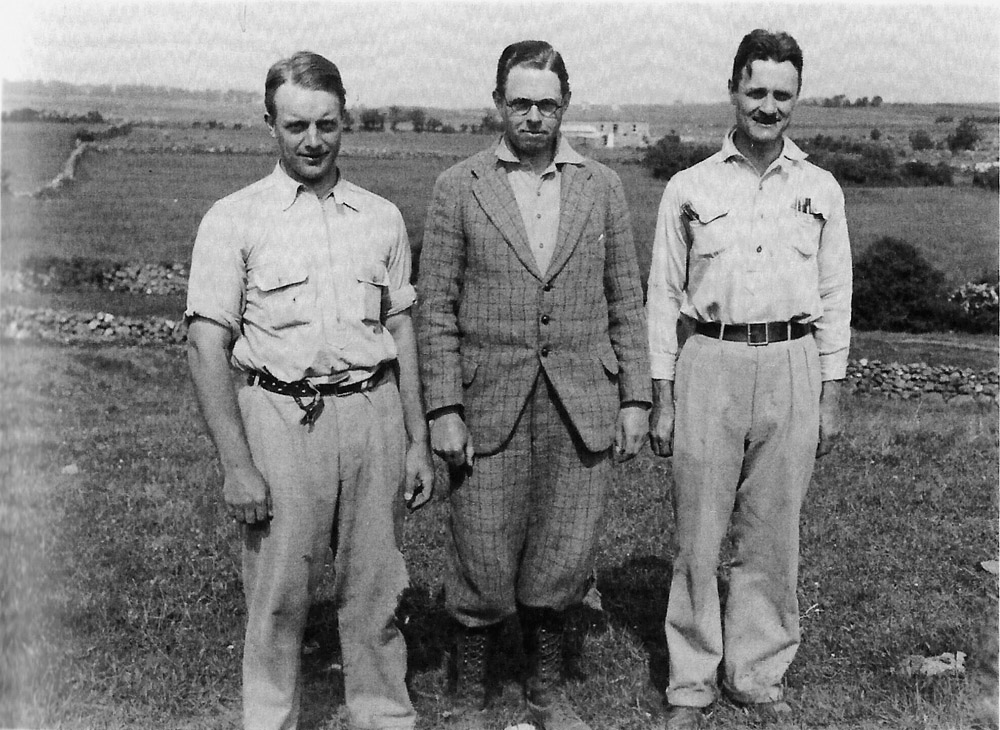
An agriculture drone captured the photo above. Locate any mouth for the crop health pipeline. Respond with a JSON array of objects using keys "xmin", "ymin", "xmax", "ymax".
[{"xmin": 299, "ymin": 152, "xmax": 328, "ymax": 165}]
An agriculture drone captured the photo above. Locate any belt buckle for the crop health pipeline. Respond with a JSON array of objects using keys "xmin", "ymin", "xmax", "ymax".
[{"xmin": 747, "ymin": 322, "xmax": 768, "ymax": 346}]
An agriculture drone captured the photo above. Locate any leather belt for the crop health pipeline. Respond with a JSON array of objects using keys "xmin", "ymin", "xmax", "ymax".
[
  {"xmin": 695, "ymin": 321, "xmax": 812, "ymax": 346},
  {"xmin": 246, "ymin": 363, "xmax": 389, "ymax": 398}
]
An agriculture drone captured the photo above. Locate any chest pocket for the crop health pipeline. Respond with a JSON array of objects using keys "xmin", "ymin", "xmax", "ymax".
[
  {"xmin": 250, "ymin": 260, "xmax": 310, "ymax": 330},
  {"xmin": 684, "ymin": 201, "xmax": 733, "ymax": 258},
  {"xmin": 784, "ymin": 200, "xmax": 827, "ymax": 258},
  {"xmin": 356, "ymin": 265, "xmax": 389, "ymax": 325}
]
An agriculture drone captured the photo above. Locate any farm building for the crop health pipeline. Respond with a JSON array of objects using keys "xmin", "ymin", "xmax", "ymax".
[{"xmin": 561, "ymin": 121, "xmax": 652, "ymax": 148}]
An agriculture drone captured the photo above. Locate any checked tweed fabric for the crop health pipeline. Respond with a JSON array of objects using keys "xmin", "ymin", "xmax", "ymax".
[{"xmin": 416, "ymin": 148, "xmax": 651, "ymax": 454}]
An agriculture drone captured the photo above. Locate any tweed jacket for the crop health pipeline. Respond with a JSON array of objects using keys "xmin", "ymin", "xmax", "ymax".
[{"xmin": 417, "ymin": 146, "xmax": 651, "ymax": 454}]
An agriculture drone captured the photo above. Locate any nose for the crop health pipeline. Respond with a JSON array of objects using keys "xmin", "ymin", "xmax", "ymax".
[
  {"xmin": 525, "ymin": 104, "xmax": 543, "ymax": 123},
  {"xmin": 759, "ymin": 94, "xmax": 777, "ymax": 114},
  {"xmin": 304, "ymin": 124, "xmax": 321, "ymax": 147}
]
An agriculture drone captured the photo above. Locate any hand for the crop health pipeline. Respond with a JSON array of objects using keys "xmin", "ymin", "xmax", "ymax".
[
  {"xmin": 817, "ymin": 380, "xmax": 843, "ymax": 458},
  {"xmin": 223, "ymin": 462, "xmax": 272, "ymax": 524},
  {"xmin": 404, "ymin": 440, "xmax": 436, "ymax": 511},
  {"xmin": 430, "ymin": 412, "xmax": 475, "ymax": 469},
  {"xmin": 648, "ymin": 379, "xmax": 675, "ymax": 458},
  {"xmin": 614, "ymin": 404, "xmax": 649, "ymax": 462}
]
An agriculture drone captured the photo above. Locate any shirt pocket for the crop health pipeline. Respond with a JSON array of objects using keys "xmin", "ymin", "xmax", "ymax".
[
  {"xmin": 249, "ymin": 260, "xmax": 310, "ymax": 330},
  {"xmin": 784, "ymin": 203, "xmax": 827, "ymax": 259},
  {"xmin": 356, "ymin": 264, "xmax": 389, "ymax": 325},
  {"xmin": 685, "ymin": 201, "xmax": 734, "ymax": 258}
]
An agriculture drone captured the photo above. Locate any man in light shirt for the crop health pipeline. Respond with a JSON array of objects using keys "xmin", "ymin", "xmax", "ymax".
[
  {"xmin": 418, "ymin": 40, "xmax": 650, "ymax": 730},
  {"xmin": 186, "ymin": 51, "xmax": 433, "ymax": 730},
  {"xmin": 646, "ymin": 29, "xmax": 852, "ymax": 729}
]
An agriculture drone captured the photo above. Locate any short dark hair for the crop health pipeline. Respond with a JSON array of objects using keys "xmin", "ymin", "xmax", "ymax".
[
  {"xmin": 494, "ymin": 40, "xmax": 570, "ymax": 99},
  {"xmin": 265, "ymin": 51, "xmax": 346, "ymax": 118},
  {"xmin": 729, "ymin": 29, "xmax": 803, "ymax": 93}
]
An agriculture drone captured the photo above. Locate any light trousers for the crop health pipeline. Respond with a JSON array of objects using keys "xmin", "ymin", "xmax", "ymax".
[
  {"xmin": 238, "ymin": 376, "xmax": 414, "ymax": 730},
  {"xmin": 446, "ymin": 373, "xmax": 610, "ymax": 627},
  {"xmin": 665, "ymin": 334, "xmax": 820, "ymax": 708}
]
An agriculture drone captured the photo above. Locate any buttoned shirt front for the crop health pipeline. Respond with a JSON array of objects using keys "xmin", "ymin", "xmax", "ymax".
[
  {"xmin": 186, "ymin": 163, "xmax": 416, "ymax": 384},
  {"xmin": 647, "ymin": 130, "xmax": 852, "ymax": 382},
  {"xmin": 495, "ymin": 135, "xmax": 585, "ymax": 273}
]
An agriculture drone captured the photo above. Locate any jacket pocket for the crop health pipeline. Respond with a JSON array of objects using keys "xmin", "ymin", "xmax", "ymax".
[
  {"xmin": 785, "ymin": 203, "xmax": 827, "ymax": 258},
  {"xmin": 598, "ymin": 346, "xmax": 620, "ymax": 379},
  {"xmin": 685, "ymin": 201, "xmax": 734, "ymax": 258}
]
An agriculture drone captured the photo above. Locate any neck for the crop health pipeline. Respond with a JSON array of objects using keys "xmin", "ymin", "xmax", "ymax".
[
  {"xmin": 509, "ymin": 136, "xmax": 557, "ymax": 175},
  {"xmin": 733, "ymin": 130, "xmax": 782, "ymax": 175}
]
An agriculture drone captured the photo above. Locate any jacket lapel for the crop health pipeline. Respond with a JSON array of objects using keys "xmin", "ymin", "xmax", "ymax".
[
  {"xmin": 544, "ymin": 163, "xmax": 595, "ymax": 281},
  {"xmin": 470, "ymin": 158, "xmax": 542, "ymax": 280}
]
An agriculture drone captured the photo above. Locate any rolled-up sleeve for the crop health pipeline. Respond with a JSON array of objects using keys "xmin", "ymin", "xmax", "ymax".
[
  {"xmin": 185, "ymin": 202, "xmax": 246, "ymax": 336},
  {"xmin": 384, "ymin": 206, "xmax": 417, "ymax": 316}
]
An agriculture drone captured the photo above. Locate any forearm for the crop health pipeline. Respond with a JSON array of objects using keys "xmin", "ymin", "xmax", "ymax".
[
  {"xmin": 387, "ymin": 311, "xmax": 430, "ymax": 445},
  {"xmin": 187, "ymin": 319, "xmax": 255, "ymax": 472}
]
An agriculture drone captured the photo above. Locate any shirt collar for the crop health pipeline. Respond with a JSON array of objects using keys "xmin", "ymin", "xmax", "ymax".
[
  {"xmin": 270, "ymin": 162, "xmax": 362, "ymax": 212},
  {"xmin": 494, "ymin": 134, "xmax": 585, "ymax": 171},
  {"xmin": 719, "ymin": 127, "xmax": 808, "ymax": 166}
]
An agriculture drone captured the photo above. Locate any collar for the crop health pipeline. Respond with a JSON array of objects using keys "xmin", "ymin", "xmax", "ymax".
[
  {"xmin": 271, "ymin": 162, "xmax": 363, "ymax": 212},
  {"xmin": 718, "ymin": 127, "xmax": 808, "ymax": 166},
  {"xmin": 494, "ymin": 134, "xmax": 586, "ymax": 172}
]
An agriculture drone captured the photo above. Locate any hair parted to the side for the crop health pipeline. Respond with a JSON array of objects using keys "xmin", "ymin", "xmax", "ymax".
[
  {"xmin": 495, "ymin": 40, "xmax": 570, "ymax": 99},
  {"xmin": 265, "ymin": 51, "xmax": 346, "ymax": 118},
  {"xmin": 729, "ymin": 29, "xmax": 803, "ymax": 93}
]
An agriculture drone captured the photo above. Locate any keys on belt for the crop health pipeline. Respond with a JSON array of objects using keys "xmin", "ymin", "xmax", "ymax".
[{"xmin": 695, "ymin": 321, "xmax": 812, "ymax": 346}]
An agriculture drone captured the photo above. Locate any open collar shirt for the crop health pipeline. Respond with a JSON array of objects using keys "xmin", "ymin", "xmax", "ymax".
[
  {"xmin": 646, "ymin": 129, "xmax": 852, "ymax": 382},
  {"xmin": 495, "ymin": 135, "xmax": 586, "ymax": 274},
  {"xmin": 185, "ymin": 163, "xmax": 416, "ymax": 385}
]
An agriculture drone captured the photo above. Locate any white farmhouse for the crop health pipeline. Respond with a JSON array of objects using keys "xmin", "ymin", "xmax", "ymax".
[{"xmin": 561, "ymin": 121, "xmax": 651, "ymax": 148}]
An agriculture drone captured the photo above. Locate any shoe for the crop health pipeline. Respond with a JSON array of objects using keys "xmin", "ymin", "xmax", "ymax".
[
  {"xmin": 662, "ymin": 705, "xmax": 706, "ymax": 730},
  {"xmin": 748, "ymin": 700, "xmax": 792, "ymax": 723},
  {"xmin": 445, "ymin": 624, "xmax": 496, "ymax": 729},
  {"xmin": 522, "ymin": 605, "xmax": 592, "ymax": 730}
]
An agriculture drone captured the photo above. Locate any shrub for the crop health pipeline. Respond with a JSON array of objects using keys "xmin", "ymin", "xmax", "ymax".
[
  {"xmin": 900, "ymin": 160, "xmax": 953, "ymax": 186},
  {"xmin": 947, "ymin": 117, "xmax": 980, "ymax": 152},
  {"xmin": 949, "ymin": 279, "xmax": 999, "ymax": 333},
  {"xmin": 642, "ymin": 136, "xmax": 716, "ymax": 180},
  {"xmin": 973, "ymin": 166, "xmax": 999, "ymax": 191},
  {"xmin": 908, "ymin": 129, "xmax": 934, "ymax": 151},
  {"xmin": 870, "ymin": 128, "xmax": 881, "ymax": 141},
  {"xmin": 852, "ymin": 236, "xmax": 959, "ymax": 332}
]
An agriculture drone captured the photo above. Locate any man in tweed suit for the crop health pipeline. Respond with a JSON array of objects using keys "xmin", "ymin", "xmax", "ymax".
[{"xmin": 417, "ymin": 40, "xmax": 651, "ymax": 730}]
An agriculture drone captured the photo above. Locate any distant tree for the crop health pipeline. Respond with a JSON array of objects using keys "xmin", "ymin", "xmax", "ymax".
[
  {"xmin": 854, "ymin": 97, "xmax": 869, "ymax": 107},
  {"xmin": 871, "ymin": 95, "xmax": 883, "ymax": 107},
  {"xmin": 359, "ymin": 108, "xmax": 385, "ymax": 132},
  {"xmin": 459, "ymin": 123, "xmax": 469, "ymax": 134},
  {"xmin": 441, "ymin": 123, "xmax": 456, "ymax": 134},
  {"xmin": 387, "ymin": 105, "xmax": 403, "ymax": 131},
  {"xmin": 870, "ymin": 128, "xmax": 881, "ymax": 141},
  {"xmin": 934, "ymin": 114, "xmax": 953, "ymax": 124},
  {"xmin": 342, "ymin": 109, "xmax": 354, "ymax": 133},
  {"xmin": 643, "ymin": 136, "xmax": 716, "ymax": 180},
  {"xmin": 425, "ymin": 116, "xmax": 443, "ymax": 133},
  {"xmin": 479, "ymin": 113, "xmax": 504, "ymax": 134},
  {"xmin": 908, "ymin": 129, "xmax": 934, "ymax": 151},
  {"xmin": 947, "ymin": 117, "xmax": 981, "ymax": 152},
  {"xmin": 409, "ymin": 108, "xmax": 426, "ymax": 133}
]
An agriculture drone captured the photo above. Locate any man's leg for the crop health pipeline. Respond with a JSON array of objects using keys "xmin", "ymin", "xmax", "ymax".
[
  {"xmin": 334, "ymin": 379, "xmax": 415, "ymax": 730},
  {"xmin": 666, "ymin": 336, "xmax": 754, "ymax": 710},
  {"xmin": 722, "ymin": 337, "xmax": 820, "ymax": 704},
  {"xmin": 239, "ymin": 385, "xmax": 342, "ymax": 730},
  {"xmin": 517, "ymin": 375, "xmax": 610, "ymax": 730}
]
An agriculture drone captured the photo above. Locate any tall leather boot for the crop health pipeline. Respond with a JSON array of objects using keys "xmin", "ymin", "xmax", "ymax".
[
  {"xmin": 447, "ymin": 623, "xmax": 495, "ymax": 730},
  {"xmin": 521, "ymin": 605, "xmax": 592, "ymax": 730}
]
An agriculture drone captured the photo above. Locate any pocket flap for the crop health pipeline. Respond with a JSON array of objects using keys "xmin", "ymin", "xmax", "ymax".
[
  {"xmin": 687, "ymin": 200, "xmax": 729, "ymax": 224},
  {"xmin": 460, "ymin": 356, "xmax": 478, "ymax": 386},
  {"xmin": 598, "ymin": 347, "xmax": 620, "ymax": 376},
  {"xmin": 254, "ymin": 262, "xmax": 308, "ymax": 292}
]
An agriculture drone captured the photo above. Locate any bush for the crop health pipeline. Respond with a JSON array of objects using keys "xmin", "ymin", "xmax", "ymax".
[
  {"xmin": 949, "ymin": 279, "xmax": 999, "ymax": 333},
  {"xmin": 899, "ymin": 160, "xmax": 953, "ymax": 186},
  {"xmin": 973, "ymin": 166, "xmax": 999, "ymax": 191},
  {"xmin": 908, "ymin": 129, "xmax": 934, "ymax": 151},
  {"xmin": 852, "ymin": 236, "xmax": 960, "ymax": 332},
  {"xmin": 947, "ymin": 117, "xmax": 980, "ymax": 152},
  {"xmin": 870, "ymin": 128, "xmax": 881, "ymax": 141},
  {"xmin": 642, "ymin": 136, "xmax": 716, "ymax": 180}
]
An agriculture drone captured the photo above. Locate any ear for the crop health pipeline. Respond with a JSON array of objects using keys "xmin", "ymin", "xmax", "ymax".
[
  {"xmin": 264, "ymin": 113, "xmax": 277, "ymax": 138},
  {"xmin": 492, "ymin": 90, "xmax": 504, "ymax": 115},
  {"xmin": 561, "ymin": 91, "xmax": 571, "ymax": 110}
]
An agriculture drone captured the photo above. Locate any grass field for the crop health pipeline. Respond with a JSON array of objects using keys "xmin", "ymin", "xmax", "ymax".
[
  {"xmin": 2, "ymin": 142, "xmax": 997, "ymax": 288},
  {"xmin": 0, "ymin": 341, "xmax": 996, "ymax": 729},
  {"xmin": 1, "ymin": 122, "xmax": 83, "ymax": 194}
]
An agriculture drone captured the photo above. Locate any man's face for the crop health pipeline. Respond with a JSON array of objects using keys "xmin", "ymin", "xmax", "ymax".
[
  {"xmin": 730, "ymin": 59, "xmax": 799, "ymax": 147},
  {"xmin": 494, "ymin": 65, "xmax": 567, "ymax": 160},
  {"xmin": 266, "ymin": 82, "xmax": 343, "ymax": 193}
]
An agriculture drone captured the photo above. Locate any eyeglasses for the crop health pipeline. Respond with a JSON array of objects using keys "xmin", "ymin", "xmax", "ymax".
[{"xmin": 505, "ymin": 98, "xmax": 563, "ymax": 118}]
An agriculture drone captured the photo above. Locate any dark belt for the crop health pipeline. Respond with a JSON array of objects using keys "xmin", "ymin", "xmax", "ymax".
[
  {"xmin": 246, "ymin": 362, "xmax": 389, "ymax": 398},
  {"xmin": 695, "ymin": 320, "xmax": 812, "ymax": 346}
]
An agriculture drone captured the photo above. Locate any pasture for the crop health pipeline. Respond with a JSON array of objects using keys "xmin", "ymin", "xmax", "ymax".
[
  {"xmin": 1, "ymin": 342, "xmax": 997, "ymax": 730},
  {"xmin": 1, "ymin": 110, "xmax": 998, "ymax": 729}
]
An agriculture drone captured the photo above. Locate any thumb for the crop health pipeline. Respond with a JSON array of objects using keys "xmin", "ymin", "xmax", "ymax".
[{"xmin": 464, "ymin": 439, "xmax": 475, "ymax": 466}]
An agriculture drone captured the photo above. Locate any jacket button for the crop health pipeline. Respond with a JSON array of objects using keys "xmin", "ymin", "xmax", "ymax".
[
  {"xmin": 540, "ymin": 347, "xmax": 550, "ymax": 357},
  {"xmin": 543, "ymin": 284, "xmax": 552, "ymax": 292},
  {"xmin": 540, "ymin": 314, "xmax": 550, "ymax": 325}
]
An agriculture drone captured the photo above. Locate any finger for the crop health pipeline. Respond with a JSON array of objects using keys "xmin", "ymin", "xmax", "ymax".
[{"xmin": 464, "ymin": 441, "xmax": 475, "ymax": 467}]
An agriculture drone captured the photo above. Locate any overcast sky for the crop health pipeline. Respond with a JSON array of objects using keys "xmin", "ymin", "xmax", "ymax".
[{"xmin": 3, "ymin": 1, "xmax": 998, "ymax": 109}]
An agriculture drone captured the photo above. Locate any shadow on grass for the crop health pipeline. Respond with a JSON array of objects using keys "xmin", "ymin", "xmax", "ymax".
[{"xmin": 597, "ymin": 555, "xmax": 674, "ymax": 693}]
